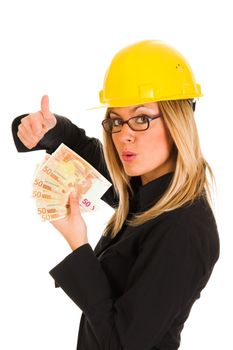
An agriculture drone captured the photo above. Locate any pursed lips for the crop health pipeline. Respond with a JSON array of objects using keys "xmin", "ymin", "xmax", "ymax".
[
  {"xmin": 122, "ymin": 151, "xmax": 137, "ymax": 156},
  {"xmin": 121, "ymin": 151, "xmax": 137, "ymax": 162}
]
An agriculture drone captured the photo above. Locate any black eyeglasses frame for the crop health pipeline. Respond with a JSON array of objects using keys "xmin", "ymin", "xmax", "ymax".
[{"xmin": 101, "ymin": 113, "xmax": 162, "ymax": 134}]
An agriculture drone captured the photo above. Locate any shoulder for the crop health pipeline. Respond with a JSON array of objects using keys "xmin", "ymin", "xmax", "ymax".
[
  {"xmin": 172, "ymin": 195, "xmax": 219, "ymax": 250},
  {"xmin": 165, "ymin": 196, "xmax": 219, "ymax": 268},
  {"xmin": 169, "ymin": 195, "xmax": 217, "ymax": 230},
  {"xmin": 140, "ymin": 196, "xmax": 219, "ymax": 270},
  {"xmin": 144, "ymin": 195, "xmax": 217, "ymax": 240}
]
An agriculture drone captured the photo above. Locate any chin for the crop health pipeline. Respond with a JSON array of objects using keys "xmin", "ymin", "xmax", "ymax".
[{"xmin": 123, "ymin": 167, "xmax": 142, "ymax": 177}]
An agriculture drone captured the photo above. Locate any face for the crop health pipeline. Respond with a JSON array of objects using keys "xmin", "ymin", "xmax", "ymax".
[{"xmin": 109, "ymin": 102, "xmax": 176, "ymax": 185}]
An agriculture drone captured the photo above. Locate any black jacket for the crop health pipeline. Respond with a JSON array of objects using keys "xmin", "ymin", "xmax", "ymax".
[{"xmin": 12, "ymin": 115, "xmax": 220, "ymax": 350}]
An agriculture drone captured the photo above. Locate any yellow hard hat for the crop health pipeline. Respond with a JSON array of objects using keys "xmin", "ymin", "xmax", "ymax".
[{"xmin": 98, "ymin": 40, "xmax": 202, "ymax": 108}]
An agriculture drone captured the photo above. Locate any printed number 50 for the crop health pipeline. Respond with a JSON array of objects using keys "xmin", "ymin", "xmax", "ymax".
[{"xmin": 82, "ymin": 198, "xmax": 95, "ymax": 210}]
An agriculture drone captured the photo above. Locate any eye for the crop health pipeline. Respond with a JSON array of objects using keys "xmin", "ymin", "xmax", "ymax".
[
  {"xmin": 134, "ymin": 115, "xmax": 149, "ymax": 124},
  {"xmin": 112, "ymin": 118, "xmax": 123, "ymax": 127}
]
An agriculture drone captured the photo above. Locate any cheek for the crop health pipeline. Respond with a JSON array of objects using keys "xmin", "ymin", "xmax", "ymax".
[
  {"xmin": 112, "ymin": 135, "xmax": 122, "ymax": 155},
  {"xmin": 144, "ymin": 127, "xmax": 173, "ymax": 155},
  {"xmin": 111, "ymin": 136, "xmax": 118, "ymax": 152}
]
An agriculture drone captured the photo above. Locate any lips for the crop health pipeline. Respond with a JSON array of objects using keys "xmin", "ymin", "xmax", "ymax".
[
  {"xmin": 121, "ymin": 151, "xmax": 137, "ymax": 162},
  {"xmin": 122, "ymin": 151, "xmax": 137, "ymax": 156}
]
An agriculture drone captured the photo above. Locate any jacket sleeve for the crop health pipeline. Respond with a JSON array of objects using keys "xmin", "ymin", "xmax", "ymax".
[
  {"xmin": 11, "ymin": 114, "xmax": 118, "ymax": 207},
  {"xmin": 49, "ymin": 219, "xmax": 215, "ymax": 350}
]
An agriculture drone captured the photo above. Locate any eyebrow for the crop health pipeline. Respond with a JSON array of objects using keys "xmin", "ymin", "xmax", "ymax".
[{"xmin": 108, "ymin": 105, "xmax": 152, "ymax": 116}]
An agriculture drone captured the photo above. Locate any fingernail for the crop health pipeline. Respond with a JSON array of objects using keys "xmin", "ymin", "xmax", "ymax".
[
  {"xmin": 70, "ymin": 191, "xmax": 76, "ymax": 198},
  {"xmin": 70, "ymin": 189, "xmax": 78, "ymax": 200}
]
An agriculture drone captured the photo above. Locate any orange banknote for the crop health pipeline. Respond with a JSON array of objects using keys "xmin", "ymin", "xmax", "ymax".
[{"xmin": 32, "ymin": 143, "xmax": 111, "ymax": 221}]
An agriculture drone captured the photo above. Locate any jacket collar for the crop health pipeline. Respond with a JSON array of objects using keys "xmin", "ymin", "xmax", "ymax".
[
  {"xmin": 94, "ymin": 171, "xmax": 174, "ymax": 257},
  {"xmin": 130, "ymin": 171, "xmax": 174, "ymax": 213}
]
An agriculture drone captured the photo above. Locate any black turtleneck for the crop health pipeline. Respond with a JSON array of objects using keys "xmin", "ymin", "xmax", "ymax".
[
  {"xmin": 101, "ymin": 172, "xmax": 175, "ymax": 249},
  {"xmin": 130, "ymin": 171, "xmax": 174, "ymax": 212}
]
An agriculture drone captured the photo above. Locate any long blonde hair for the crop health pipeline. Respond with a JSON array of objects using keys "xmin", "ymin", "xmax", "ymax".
[{"xmin": 102, "ymin": 99, "xmax": 216, "ymax": 238}]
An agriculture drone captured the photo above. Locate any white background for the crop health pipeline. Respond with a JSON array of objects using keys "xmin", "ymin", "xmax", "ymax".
[{"xmin": 0, "ymin": 0, "xmax": 232, "ymax": 349}]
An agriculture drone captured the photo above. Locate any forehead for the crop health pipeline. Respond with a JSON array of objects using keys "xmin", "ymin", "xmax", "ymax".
[{"xmin": 109, "ymin": 102, "xmax": 159, "ymax": 115}]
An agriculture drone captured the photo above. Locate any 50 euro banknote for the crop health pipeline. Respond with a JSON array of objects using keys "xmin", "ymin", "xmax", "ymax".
[{"xmin": 32, "ymin": 143, "xmax": 112, "ymax": 221}]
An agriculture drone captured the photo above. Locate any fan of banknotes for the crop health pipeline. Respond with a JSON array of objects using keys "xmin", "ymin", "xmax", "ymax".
[{"xmin": 32, "ymin": 143, "xmax": 112, "ymax": 222}]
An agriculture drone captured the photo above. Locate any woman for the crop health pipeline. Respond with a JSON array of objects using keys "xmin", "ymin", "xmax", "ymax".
[{"xmin": 12, "ymin": 40, "xmax": 220, "ymax": 350}]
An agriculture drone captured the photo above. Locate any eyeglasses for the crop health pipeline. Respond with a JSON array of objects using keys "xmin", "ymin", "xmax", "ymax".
[{"xmin": 102, "ymin": 113, "xmax": 162, "ymax": 134}]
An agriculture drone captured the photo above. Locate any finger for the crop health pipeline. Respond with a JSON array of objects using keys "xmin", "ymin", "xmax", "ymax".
[
  {"xmin": 41, "ymin": 95, "xmax": 51, "ymax": 120},
  {"xmin": 30, "ymin": 112, "xmax": 44, "ymax": 136},
  {"xmin": 20, "ymin": 116, "xmax": 33, "ymax": 133},
  {"xmin": 19, "ymin": 116, "xmax": 44, "ymax": 143},
  {"xmin": 69, "ymin": 191, "xmax": 81, "ymax": 217},
  {"xmin": 17, "ymin": 130, "xmax": 39, "ymax": 149}
]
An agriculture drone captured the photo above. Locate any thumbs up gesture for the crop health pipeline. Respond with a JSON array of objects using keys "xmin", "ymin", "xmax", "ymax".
[{"xmin": 17, "ymin": 95, "xmax": 57, "ymax": 149}]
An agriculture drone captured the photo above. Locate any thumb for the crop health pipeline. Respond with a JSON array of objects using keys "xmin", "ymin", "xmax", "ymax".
[
  {"xmin": 69, "ymin": 191, "xmax": 81, "ymax": 217},
  {"xmin": 41, "ymin": 95, "xmax": 52, "ymax": 120}
]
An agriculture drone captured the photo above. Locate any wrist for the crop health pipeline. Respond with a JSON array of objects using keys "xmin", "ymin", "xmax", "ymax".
[{"xmin": 66, "ymin": 237, "xmax": 88, "ymax": 251}]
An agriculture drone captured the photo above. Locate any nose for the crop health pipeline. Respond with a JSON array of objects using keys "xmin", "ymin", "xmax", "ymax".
[{"xmin": 116, "ymin": 123, "xmax": 136, "ymax": 143}]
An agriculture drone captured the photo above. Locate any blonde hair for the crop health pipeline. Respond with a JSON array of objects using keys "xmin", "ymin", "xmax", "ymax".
[{"xmin": 102, "ymin": 99, "xmax": 216, "ymax": 238}]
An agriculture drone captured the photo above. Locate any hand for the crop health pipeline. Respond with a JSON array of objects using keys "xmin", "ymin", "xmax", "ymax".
[
  {"xmin": 17, "ymin": 95, "xmax": 57, "ymax": 149},
  {"xmin": 51, "ymin": 191, "xmax": 88, "ymax": 251}
]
